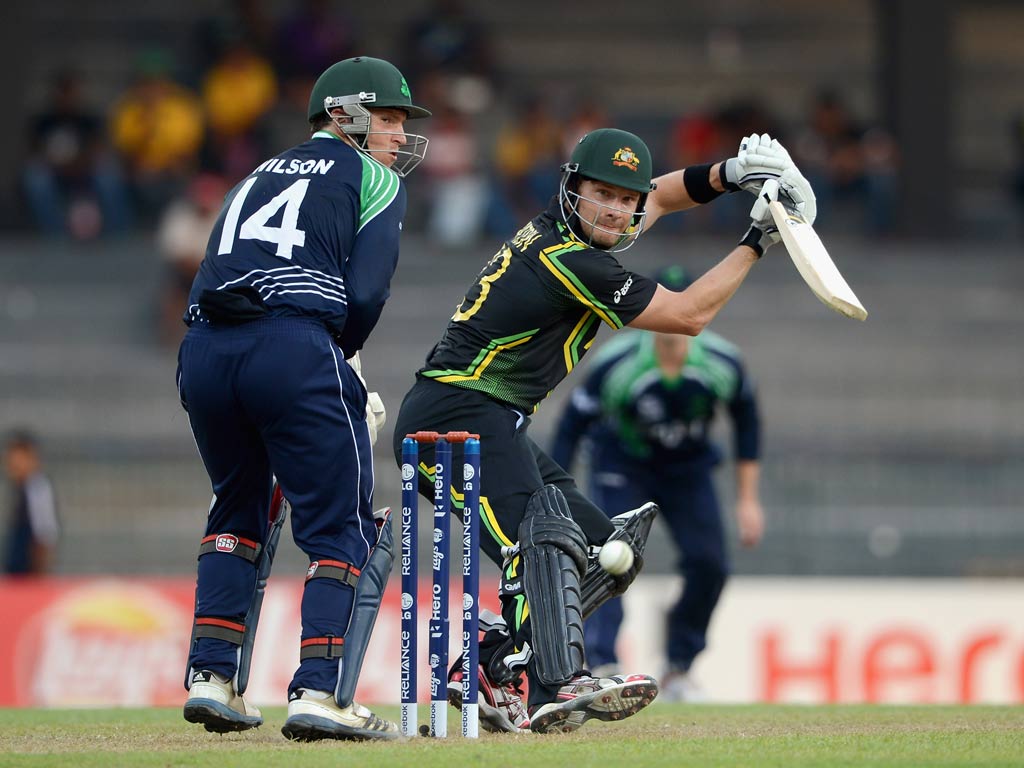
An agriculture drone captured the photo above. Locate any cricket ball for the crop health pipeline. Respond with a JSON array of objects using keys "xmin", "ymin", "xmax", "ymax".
[{"xmin": 598, "ymin": 539, "xmax": 634, "ymax": 575}]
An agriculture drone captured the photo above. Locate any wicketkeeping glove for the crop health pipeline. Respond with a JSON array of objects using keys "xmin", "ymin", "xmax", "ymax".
[
  {"xmin": 365, "ymin": 391, "xmax": 386, "ymax": 447},
  {"xmin": 347, "ymin": 352, "xmax": 387, "ymax": 447}
]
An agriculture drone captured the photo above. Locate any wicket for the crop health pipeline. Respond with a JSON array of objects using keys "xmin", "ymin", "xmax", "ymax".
[{"xmin": 400, "ymin": 431, "xmax": 481, "ymax": 738}]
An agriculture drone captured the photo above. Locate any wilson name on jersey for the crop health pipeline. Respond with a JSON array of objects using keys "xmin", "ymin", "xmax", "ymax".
[{"xmin": 185, "ymin": 133, "xmax": 405, "ymax": 350}]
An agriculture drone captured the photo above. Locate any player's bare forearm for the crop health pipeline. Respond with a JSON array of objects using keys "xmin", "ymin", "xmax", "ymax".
[
  {"xmin": 645, "ymin": 163, "xmax": 727, "ymax": 227},
  {"xmin": 736, "ymin": 460, "xmax": 760, "ymax": 503},
  {"xmin": 735, "ymin": 460, "xmax": 764, "ymax": 548},
  {"xmin": 628, "ymin": 244, "xmax": 758, "ymax": 335}
]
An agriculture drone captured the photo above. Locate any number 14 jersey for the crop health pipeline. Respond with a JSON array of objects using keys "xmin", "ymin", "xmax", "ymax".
[{"xmin": 185, "ymin": 132, "xmax": 406, "ymax": 356}]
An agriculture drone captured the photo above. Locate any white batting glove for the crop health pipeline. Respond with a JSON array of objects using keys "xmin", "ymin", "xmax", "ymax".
[
  {"xmin": 778, "ymin": 166, "xmax": 818, "ymax": 225},
  {"xmin": 740, "ymin": 178, "xmax": 782, "ymax": 257},
  {"xmin": 744, "ymin": 133, "xmax": 794, "ymax": 169},
  {"xmin": 723, "ymin": 133, "xmax": 793, "ymax": 195}
]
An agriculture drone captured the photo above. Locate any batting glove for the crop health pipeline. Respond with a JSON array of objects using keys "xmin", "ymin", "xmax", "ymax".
[
  {"xmin": 739, "ymin": 178, "xmax": 782, "ymax": 257},
  {"xmin": 778, "ymin": 166, "xmax": 818, "ymax": 225},
  {"xmin": 723, "ymin": 133, "xmax": 793, "ymax": 195}
]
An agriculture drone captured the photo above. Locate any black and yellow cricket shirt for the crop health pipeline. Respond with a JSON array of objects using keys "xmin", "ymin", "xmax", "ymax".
[{"xmin": 418, "ymin": 198, "xmax": 658, "ymax": 413}]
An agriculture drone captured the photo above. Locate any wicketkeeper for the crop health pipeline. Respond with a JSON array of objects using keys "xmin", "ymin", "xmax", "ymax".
[{"xmin": 177, "ymin": 56, "xmax": 429, "ymax": 741}]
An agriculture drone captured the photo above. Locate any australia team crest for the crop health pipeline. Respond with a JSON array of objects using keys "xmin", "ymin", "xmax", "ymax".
[{"xmin": 612, "ymin": 147, "xmax": 641, "ymax": 172}]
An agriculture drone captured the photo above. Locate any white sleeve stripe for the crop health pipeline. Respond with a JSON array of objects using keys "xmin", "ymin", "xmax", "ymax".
[
  {"xmin": 357, "ymin": 184, "xmax": 399, "ymax": 233},
  {"xmin": 357, "ymin": 155, "xmax": 400, "ymax": 233}
]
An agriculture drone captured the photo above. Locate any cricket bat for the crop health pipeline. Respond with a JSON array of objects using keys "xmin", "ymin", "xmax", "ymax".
[{"xmin": 769, "ymin": 201, "xmax": 868, "ymax": 321}]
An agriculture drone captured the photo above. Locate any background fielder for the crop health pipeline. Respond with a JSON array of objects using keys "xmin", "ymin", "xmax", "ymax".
[{"xmin": 552, "ymin": 265, "xmax": 763, "ymax": 700}]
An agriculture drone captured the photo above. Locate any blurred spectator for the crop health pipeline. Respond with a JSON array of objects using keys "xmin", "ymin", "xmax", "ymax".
[
  {"xmin": 275, "ymin": 0, "xmax": 358, "ymax": 80},
  {"xmin": 489, "ymin": 94, "xmax": 563, "ymax": 231},
  {"xmin": 420, "ymin": 98, "xmax": 486, "ymax": 245},
  {"xmin": 664, "ymin": 108, "xmax": 729, "ymax": 233},
  {"xmin": 401, "ymin": 0, "xmax": 498, "ymax": 114},
  {"xmin": 667, "ymin": 109, "xmax": 728, "ymax": 174},
  {"xmin": 561, "ymin": 95, "xmax": 609, "ymax": 158},
  {"xmin": 794, "ymin": 88, "xmax": 898, "ymax": 235},
  {"xmin": 668, "ymin": 100, "xmax": 777, "ymax": 171},
  {"xmin": 200, "ymin": 36, "xmax": 278, "ymax": 181},
  {"xmin": 3, "ymin": 430, "xmax": 59, "ymax": 576},
  {"xmin": 260, "ymin": 73, "xmax": 316, "ymax": 156},
  {"xmin": 109, "ymin": 50, "xmax": 205, "ymax": 226},
  {"xmin": 156, "ymin": 173, "xmax": 230, "ymax": 346},
  {"xmin": 719, "ymin": 101, "xmax": 780, "ymax": 148},
  {"xmin": 665, "ymin": 99, "xmax": 778, "ymax": 233},
  {"xmin": 192, "ymin": 0, "xmax": 275, "ymax": 79},
  {"xmin": 22, "ymin": 70, "xmax": 130, "ymax": 239}
]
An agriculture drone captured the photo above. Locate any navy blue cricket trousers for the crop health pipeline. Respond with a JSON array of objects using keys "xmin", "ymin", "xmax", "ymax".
[
  {"xmin": 177, "ymin": 317, "xmax": 377, "ymax": 695},
  {"xmin": 584, "ymin": 450, "xmax": 729, "ymax": 673}
]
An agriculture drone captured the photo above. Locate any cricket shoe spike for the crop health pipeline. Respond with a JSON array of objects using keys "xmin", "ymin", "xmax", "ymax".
[
  {"xmin": 448, "ymin": 657, "xmax": 529, "ymax": 733},
  {"xmin": 528, "ymin": 672, "xmax": 659, "ymax": 734},
  {"xmin": 282, "ymin": 689, "xmax": 399, "ymax": 741},
  {"xmin": 183, "ymin": 670, "xmax": 263, "ymax": 732}
]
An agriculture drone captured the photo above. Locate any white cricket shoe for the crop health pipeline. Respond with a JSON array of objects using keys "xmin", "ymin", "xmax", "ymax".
[
  {"xmin": 528, "ymin": 672, "xmax": 659, "ymax": 734},
  {"xmin": 281, "ymin": 689, "xmax": 399, "ymax": 741},
  {"xmin": 659, "ymin": 671, "xmax": 709, "ymax": 703},
  {"xmin": 183, "ymin": 670, "xmax": 263, "ymax": 732}
]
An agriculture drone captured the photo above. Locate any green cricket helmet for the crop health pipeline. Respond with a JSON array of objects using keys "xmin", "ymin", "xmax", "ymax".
[
  {"xmin": 308, "ymin": 56, "xmax": 431, "ymax": 177},
  {"xmin": 565, "ymin": 128, "xmax": 654, "ymax": 192},
  {"xmin": 559, "ymin": 128, "xmax": 657, "ymax": 252}
]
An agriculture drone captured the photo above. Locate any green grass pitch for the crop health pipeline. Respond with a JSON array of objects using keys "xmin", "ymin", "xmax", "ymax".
[{"xmin": 2, "ymin": 704, "xmax": 1022, "ymax": 767}]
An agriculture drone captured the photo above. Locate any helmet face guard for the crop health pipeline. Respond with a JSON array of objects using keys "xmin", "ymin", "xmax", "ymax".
[
  {"xmin": 324, "ymin": 93, "xmax": 429, "ymax": 177},
  {"xmin": 558, "ymin": 164, "xmax": 650, "ymax": 252},
  {"xmin": 310, "ymin": 57, "xmax": 431, "ymax": 177}
]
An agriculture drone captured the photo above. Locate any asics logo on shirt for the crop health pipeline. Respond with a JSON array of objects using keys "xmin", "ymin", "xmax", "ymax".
[{"xmin": 614, "ymin": 275, "xmax": 634, "ymax": 304}]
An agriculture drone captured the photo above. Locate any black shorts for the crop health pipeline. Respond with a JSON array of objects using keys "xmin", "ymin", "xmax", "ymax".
[{"xmin": 392, "ymin": 377, "xmax": 613, "ymax": 567}]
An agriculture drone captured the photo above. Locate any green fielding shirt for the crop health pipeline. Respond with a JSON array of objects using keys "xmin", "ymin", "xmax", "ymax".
[{"xmin": 419, "ymin": 199, "xmax": 658, "ymax": 413}]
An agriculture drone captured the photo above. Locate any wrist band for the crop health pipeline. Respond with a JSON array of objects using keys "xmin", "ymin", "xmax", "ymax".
[
  {"xmin": 738, "ymin": 226, "xmax": 764, "ymax": 258},
  {"xmin": 683, "ymin": 163, "xmax": 724, "ymax": 204},
  {"xmin": 720, "ymin": 157, "xmax": 741, "ymax": 192}
]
